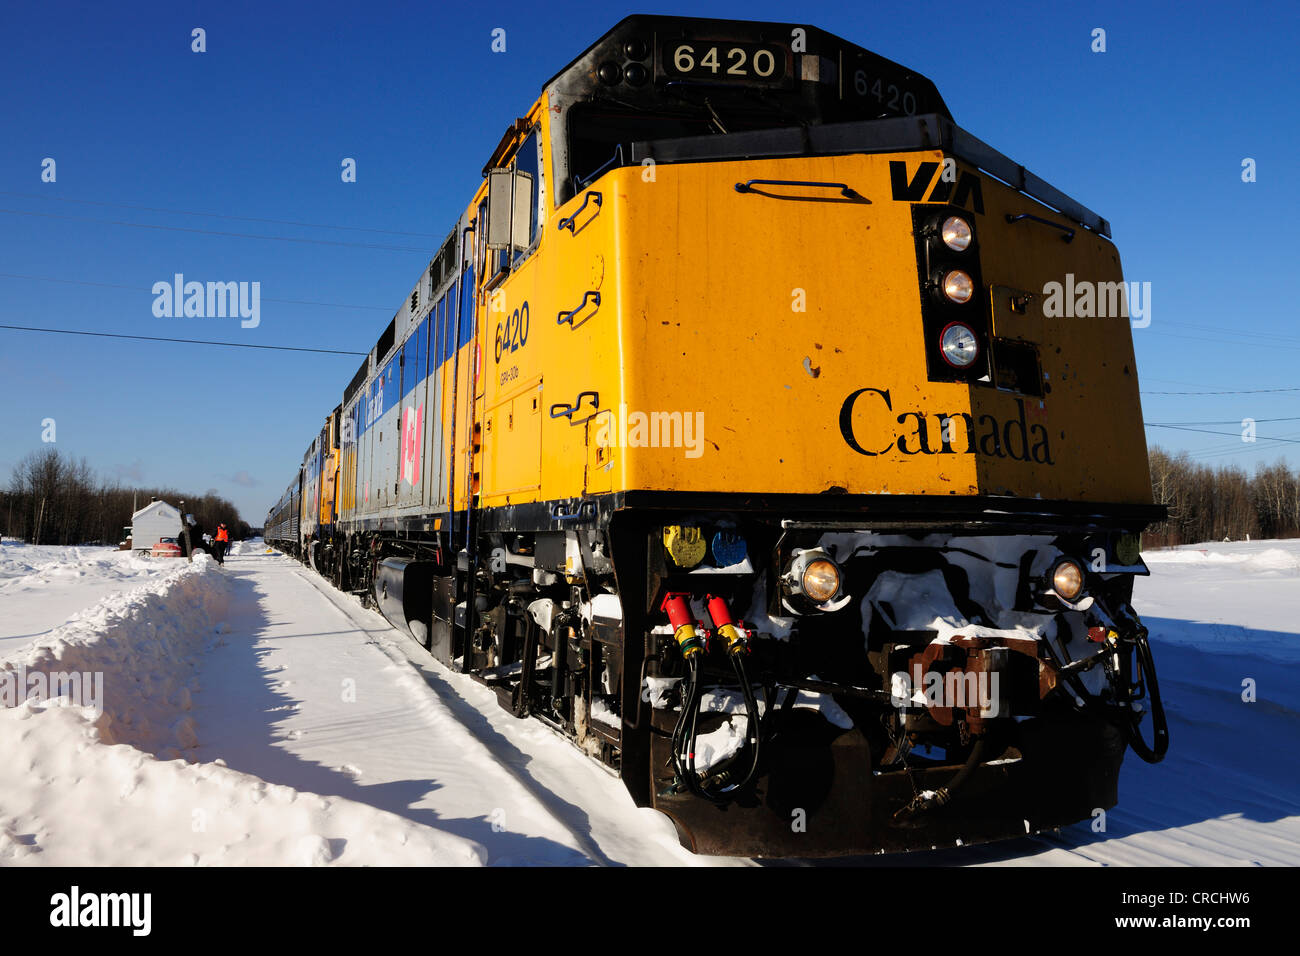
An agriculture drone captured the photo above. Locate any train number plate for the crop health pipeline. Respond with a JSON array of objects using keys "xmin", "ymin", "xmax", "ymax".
[{"xmin": 662, "ymin": 41, "xmax": 787, "ymax": 84}]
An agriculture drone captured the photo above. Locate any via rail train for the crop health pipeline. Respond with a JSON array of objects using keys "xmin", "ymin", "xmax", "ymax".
[{"xmin": 267, "ymin": 15, "xmax": 1168, "ymax": 857}]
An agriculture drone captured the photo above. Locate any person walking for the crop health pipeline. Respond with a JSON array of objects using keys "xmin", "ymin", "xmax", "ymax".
[{"xmin": 214, "ymin": 523, "xmax": 229, "ymax": 565}]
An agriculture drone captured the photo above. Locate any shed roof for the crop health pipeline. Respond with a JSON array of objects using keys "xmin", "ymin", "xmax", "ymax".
[{"xmin": 132, "ymin": 500, "xmax": 180, "ymax": 520}]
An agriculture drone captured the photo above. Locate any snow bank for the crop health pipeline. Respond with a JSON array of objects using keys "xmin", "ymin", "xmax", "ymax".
[
  {"xmin": 0, "ymin": 545, "xmax": 180, "ymax": 659},
  {"xmin": 0, "ymin": 553, "xmax": 486, "ymax": 866},
  {"xmin": 2, "ymin": 553, "xmax": 224, "ymax": 754},
  {"xmin": 1145, "ymin": 545, "xmax": 1300, "ymax": 574},
  {"xmin": 0, "ymin": 544, "xmax": 164, "ymax": 590}
]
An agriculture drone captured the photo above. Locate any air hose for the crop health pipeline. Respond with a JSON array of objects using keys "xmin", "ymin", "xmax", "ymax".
[
  {"xmin": 892, "ymin": 738, "xmax": 986, "ymax": 823},
  {"xmin": 662, "ymin": 593, "xmax": 763, "ymax": 803},
  {"xmin": 672, "ymin": 653, "xmax": 763, "ymax": 804},
  {"xmin": 1045, "ymin": 614, "xmax": 1169, "ymax": 764},
  {"xmin": 1120, "ymin": 625, "xmax": 1169, "ymax": 763}
]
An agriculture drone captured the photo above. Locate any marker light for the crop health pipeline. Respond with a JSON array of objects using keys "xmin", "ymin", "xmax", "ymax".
[
  {"xmin": 942, "ymin": 270, "xmax": 974, "ymax": 303},
  {"xmin": 1116, "ymin": 533, "xmax": 1142, "ymax": 566},
  {"xmin": 939, "ymin": 322, "xmax": 979, "ymax": 368},
  {"xmin": 941, "ymin": 216, "xmax": 972, "ymax": 252},
  {"xmin": 1052, "ymin": 559, "xmax": 1085, "ymax": 601}
]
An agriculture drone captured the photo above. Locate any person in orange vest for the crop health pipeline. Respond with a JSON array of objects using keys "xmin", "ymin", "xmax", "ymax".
[{"xmin": 214, "ymin": 523, "xmax": 230, "ymax": 565}]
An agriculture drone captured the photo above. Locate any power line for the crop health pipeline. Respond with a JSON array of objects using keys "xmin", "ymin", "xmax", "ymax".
[
  {"xmin": 1160, "ymin": 320, "xmax": 1292, "ymax": 343},
  {"xmin": 0, "ymin": 324, "xmax": 365, "ymax": 355},
  {"xmin": 1146, "ymin": 417, "xmax": 1300, "ymax": 426},
  {"xmin": 1141, "ymin": 386, "xmax": 1300, "ymax": 395},
  {"xmin": 1143, "ymin": 376, "xmax": 1247, "ymax": 391},
  {"xmin": 1176, "ymin": 431, "xmax": 1300, "ymax": 462},
  {"xmin": 1140, "ymin": 327, "xmax": 1300, "ymax": 354},
  {"xmin": 1144, "ymin": 423, "xmax": 1300, "ymax": 444},
  {"xmin": 0, "ymin": 190, "xmax": 442, "ymax": 239},
  {"xmin": 0, "ymin": 272, "xmax": 392, "ymax": 312},
  {"xmin": 0, "ymin": 207, "xmax": 432, "ymax": 253}
]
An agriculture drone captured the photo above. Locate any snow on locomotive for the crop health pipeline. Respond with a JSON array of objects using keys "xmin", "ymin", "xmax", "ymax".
[{"xmin": 266, "ymin": 15, "xmax": 1168, "ymax": 857}]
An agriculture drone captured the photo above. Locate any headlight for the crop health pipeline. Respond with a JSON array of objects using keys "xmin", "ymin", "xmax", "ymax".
[
  {"xmin": 802, "ymin": 559, "xmax": 841, "ymax": 603},
  {"xmin": 939, "ymin": 322, "xmax": 979, "ymax": 368},
  {"xmin": 1052, "ymin": 559, "xmax": 1085, "ymax": 601},
  {"xmin": 941, "ymin": 216, "xmax": 972, "ymax": 252},
  {"xmin": 941, "ymin": 270, "xmax": 974, "ymax": 303},
  {"xmin": 785, "ymin": 549, "xmax": 846, "ymax": 610}
]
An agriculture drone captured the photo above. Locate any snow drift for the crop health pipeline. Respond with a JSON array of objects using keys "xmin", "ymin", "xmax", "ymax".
[{"xmin": 0, "ymin": 554, "xmax": 486, "ymax": 866}]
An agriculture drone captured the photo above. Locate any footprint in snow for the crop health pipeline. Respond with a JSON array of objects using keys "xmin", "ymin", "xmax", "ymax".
[{"xmin": 299, "ymin": 834, "xmax": 339, "ymax": 866}]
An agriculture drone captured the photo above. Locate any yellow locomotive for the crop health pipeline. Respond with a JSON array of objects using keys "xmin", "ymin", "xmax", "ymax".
[{"xmin": 267, "ymin": 15, "xmax": 1167, "ymax": 857}]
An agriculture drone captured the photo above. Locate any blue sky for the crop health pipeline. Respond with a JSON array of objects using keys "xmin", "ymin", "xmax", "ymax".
[{"xmin": 2, "ymin": 0, "xmax": 1297, "ymax": 522}]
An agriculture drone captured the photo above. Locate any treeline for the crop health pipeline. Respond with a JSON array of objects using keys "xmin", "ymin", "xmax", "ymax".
[
  {"xmin": 2, "ymin": 447, "xmax": 251, "ymax": 546},
  {"xmin": 1146, "ymin": 447, "xmax": 1300, "ymax": 546}
]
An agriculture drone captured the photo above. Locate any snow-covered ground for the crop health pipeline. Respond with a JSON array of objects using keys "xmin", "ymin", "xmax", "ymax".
[
  {"xmin": 0, "ymin": 536, "xmax": 1296, "ymax": 866},
  {"xmin": 0, "ymin": 544, "xmax": 173, "ymax": 657}
]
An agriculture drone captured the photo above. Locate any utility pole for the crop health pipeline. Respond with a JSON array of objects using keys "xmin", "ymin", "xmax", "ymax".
[{"xmin": 179, "ymin": 499, "xmax": 193, "ymax": 563}]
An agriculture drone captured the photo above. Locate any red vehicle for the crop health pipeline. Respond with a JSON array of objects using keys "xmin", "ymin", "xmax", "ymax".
[{"xmin": 150, "ymin": 537, "xmax": 183, "ymax": 558}]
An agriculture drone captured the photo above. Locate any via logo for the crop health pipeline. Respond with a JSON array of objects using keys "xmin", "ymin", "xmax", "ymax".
[{"xmin": 889, "ymin": 160, "xmax": 985, "ymax": 214}]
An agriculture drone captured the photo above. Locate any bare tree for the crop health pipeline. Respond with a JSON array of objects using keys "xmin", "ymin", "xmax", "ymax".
[{"xmin": 5, "ymin": 448, "xmax": 252, "ymax": 545}]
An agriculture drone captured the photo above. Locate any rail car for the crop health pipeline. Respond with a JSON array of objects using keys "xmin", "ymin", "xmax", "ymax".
[{"xmin": 266, "ymin": 14, "xmax": 1168, "ymax": 857}]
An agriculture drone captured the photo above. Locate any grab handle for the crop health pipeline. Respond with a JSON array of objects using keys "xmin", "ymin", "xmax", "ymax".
[
  {"xmin": 557, "ymin": 191, "xmax": 602, "ymax": 232},
  {"xmin": 1006, "ymin": 213, "xmax": 1075, "ymax": 243},
  {"xmin": 735, "ymin": 178, "xmax": 860, "ymax": 199},
  {"xmin": 556, "ymin": 290, "xmax": 601, "ymax": 326},
  {"xmin": 549, "ymin": 390, "xmax": 600, "ymax": 420}
]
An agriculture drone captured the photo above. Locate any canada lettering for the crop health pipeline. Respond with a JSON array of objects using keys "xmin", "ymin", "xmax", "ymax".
[{"xmin": 839, "ymin": 386, "xmax": 1054, "ymax": 463}]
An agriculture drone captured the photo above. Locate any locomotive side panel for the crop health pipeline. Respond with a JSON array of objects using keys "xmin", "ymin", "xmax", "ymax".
[
  {"xmin": 374, "ymin": 355, "xmax": 401, "ymax": 514},
  {"xmin": 395, "ymin": 313, "xmax": 429, "ymax": 513},
  {"xmin": 478, "ymin": 102, "xmax": 627, "ymax": 513},
  {"xmin": 339, "ymin": 398, "xmax": 360, "ymax": 520},
  {"xmin": 425, "ymin": 292, "xmax": 451, "ymax": 510}
]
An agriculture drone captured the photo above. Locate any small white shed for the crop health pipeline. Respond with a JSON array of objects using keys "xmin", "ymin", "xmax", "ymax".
[{"xmin": 131, "ymin": 499, "xmax": 181, "ymax": 552}]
